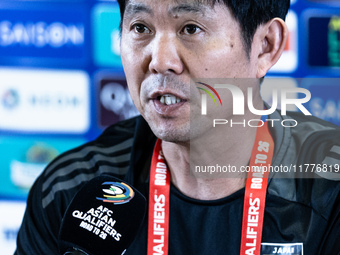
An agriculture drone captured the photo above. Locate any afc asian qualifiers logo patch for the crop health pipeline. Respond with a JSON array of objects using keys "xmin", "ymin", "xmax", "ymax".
[
  {"xmin": 96, "ymin": 181, "xmax": 134, "ymax": 205},
  {"xmin": 261, "ymin": 243, "xmax": 303, "ymax": 255}
]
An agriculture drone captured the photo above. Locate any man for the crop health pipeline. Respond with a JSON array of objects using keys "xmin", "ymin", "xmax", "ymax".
[{"xmin": 16, "ymin": 0, "xmax": 340, "ymax": 254}]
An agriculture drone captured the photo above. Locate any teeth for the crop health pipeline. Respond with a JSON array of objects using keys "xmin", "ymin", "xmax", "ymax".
[
  {"xmin": 171, "ymin": 96, "xmax": 176, "ymax": 104},
  {"xmin": 165, "ymin": 96, "xmax": 172, "ymax": 105},
  {"xmin": 159, "ymin": 94, "xmax": 182, "ymax": 105}
]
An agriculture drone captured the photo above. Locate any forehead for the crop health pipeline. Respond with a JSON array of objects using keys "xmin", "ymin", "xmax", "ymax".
[{"xmin": 124, "ymin": 0, "xmax": 218, "ymax": 17}]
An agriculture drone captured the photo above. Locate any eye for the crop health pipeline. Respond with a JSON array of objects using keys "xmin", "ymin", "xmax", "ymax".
[
  {"xmin": 182, "ymin": 24, "xmax": 202, "ymax": 35},
  {"xmin": 132, "ymin": 24, "xmax": 151, "ymax": 34}
]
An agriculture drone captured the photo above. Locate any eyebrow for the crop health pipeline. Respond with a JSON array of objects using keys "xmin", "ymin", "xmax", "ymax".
[
  {"xmin": 125, "ymin": 2, "xmax": 153, "ymax": 17},
  {"xmin": 168, "ymin": 3, "xmax": 208, "ymax": 16},
  {"xmin": 124, "ymin": 1, "xmax": 209, "ymax": 18}
]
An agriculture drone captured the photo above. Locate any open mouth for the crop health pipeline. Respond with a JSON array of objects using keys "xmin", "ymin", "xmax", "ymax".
[
  {"xmin": 151, "ymin": 92, "xmax": 188, "ymax": 116},
  {"xmin": 157, "ymin": 94, "xmax": 183, "ymax": 105}
]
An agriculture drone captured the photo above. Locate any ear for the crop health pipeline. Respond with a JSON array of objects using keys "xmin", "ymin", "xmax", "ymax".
[{"xmin": 253, "ymin": 18, "xmax": 288, "ymax": 78}]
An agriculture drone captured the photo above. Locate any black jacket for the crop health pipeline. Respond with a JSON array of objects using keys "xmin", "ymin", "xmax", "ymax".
[{"xmin": 15, "ymin": 111, "xmax": 340, "ymax": 255}]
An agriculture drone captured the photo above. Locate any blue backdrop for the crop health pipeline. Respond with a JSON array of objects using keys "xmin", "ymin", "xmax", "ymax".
[{"xmin": 0, "ymin": 0, "xmax": 339, "ymax": 254}]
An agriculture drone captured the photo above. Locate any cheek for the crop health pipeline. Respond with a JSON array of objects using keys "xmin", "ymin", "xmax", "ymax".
[
  {"xmin": 197, "ymin": 34, "xmax": 251, "ymax": 78},
  {"xmin": 129, "ymin": 90, "xmax": 142, "ymax": 112},
  {"xmin": 121, "ymin": 40, "xmax": 149, "ymax": 83},
  {"xmin": 121, "ymin": 71, "xmax": 140, "ymax": 115},
  {"xmin": 121, "ymin": 42, "xmax": 144, "ymax": 105},
  {"xmin": 121, "ymin": 44, "xmax": 135, "ymax": 75},
  {"xmin": 124, "ymin": 72, "xmax": 143, "ymax": 109},
  {"xmin": 192, "ymin": 43, "xmax": 240, "ymax": 77}
]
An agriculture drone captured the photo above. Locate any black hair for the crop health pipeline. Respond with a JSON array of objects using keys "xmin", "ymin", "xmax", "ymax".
[{"xmin": 117, "ymin": 0, "xmax": 290, "ymax": 55}]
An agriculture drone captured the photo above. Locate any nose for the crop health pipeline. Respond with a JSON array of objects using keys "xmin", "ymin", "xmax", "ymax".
[{"xmin": 148, "ymin": 34, "xmax": 184, "ymax": 75}]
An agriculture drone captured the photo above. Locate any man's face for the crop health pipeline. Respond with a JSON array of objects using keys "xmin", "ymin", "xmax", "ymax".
[{"xmin": 120, "ymin": 0, "xmax": 259, "ymax": 142}]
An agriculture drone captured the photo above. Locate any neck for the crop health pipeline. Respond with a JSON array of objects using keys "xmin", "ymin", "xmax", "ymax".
[{"xmin": 162, "ymin": 105, "xmax": 263, "ymax": 200}]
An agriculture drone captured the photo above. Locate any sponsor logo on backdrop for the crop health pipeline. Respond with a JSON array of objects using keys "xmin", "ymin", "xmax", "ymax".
[
  {"xmin": 0, "ymin": 21, "xmax": 84, "ymax": 48},
  {"xmin": 0, "ymin": 6, "xmax": 87, "ymax": 60},
  {"xmin": 328, "ymin": 16, "xmax": 340, "ymax": 66},
  {"xmin": 308, "ymin": 13, "xmax": 340, "ymax": 68},
  {"xmin": 10, "ymin": 142, "xmax": 59, "ymax": 189},
  {"xmin": 0, "ymin": 136, "xmax": 86, "ymax": 196},
  {"xmin": 0, "ymin": 202, "xmax": 26, "ymax": 255},
  {"xmin": 98, "ymin": 76, "xmax": 139, "ymax": 127},
  {"xmin": 0, "ymin": 68, "xmax": 90, "ymax": 133},
  {"xmin": 303, "ymin": 78, "xmax": 340, "ymax": 126},
  {"xmin": 92, "ymin": 4, "xmax": 122, "ymax": 67},
  {"xmin": 1, "ymin": 89, "xmax": 19, "ymax": 110}
]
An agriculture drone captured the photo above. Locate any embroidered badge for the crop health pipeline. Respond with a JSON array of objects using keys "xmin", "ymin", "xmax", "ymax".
[{"xmin": 261, "ymin": 242, "xmax": 303, "ymax": 255}]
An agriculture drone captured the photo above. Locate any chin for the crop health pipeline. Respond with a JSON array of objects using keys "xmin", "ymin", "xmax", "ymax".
[{"xmin": 150, "ymin": 123, "xmax": 191, "ymax": 144}]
